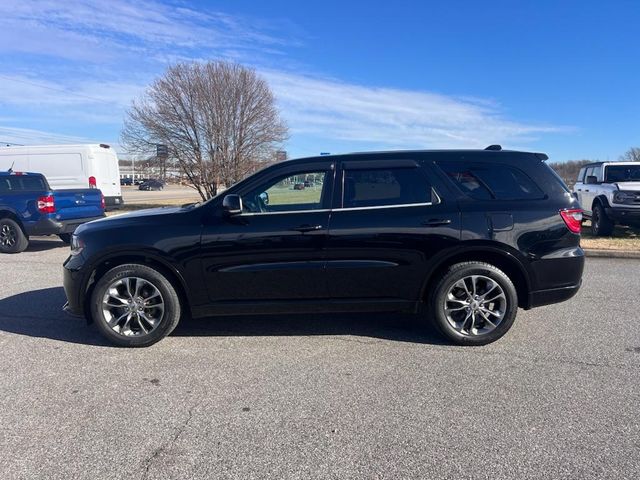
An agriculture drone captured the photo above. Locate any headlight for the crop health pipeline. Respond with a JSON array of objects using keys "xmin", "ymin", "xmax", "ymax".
[
  {"xmin": 70, "ymin": 234, "xmax": 84, "ymax": 256},
  {"xmin": 613, "ymin": 191, "xmax": 637, "ymax": 203}
]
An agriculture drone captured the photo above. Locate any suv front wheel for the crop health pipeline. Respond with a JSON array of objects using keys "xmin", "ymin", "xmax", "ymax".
[
  {"xmin": 591, "ymin": 203, "xmax": 614, "ymax": 236},
  {"xmin": 90, "ymin": 264, "xmax": 181, "ymax": 347},
  {"xmin": 430, "ymin": 262, "xmax": 518, "ymax": 346}
]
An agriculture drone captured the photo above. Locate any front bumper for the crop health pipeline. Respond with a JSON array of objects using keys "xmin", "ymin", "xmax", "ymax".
[
  {"xmin": 605, "ymin": 207, "xmax": 640, "ymax": 223},
  {"xmin": 62, "ymin": 257, "xmax": 88, "ymax": 318},
  {"xmin": 25, "ymin": 215, "xmax": 105, "ymax": 236}
]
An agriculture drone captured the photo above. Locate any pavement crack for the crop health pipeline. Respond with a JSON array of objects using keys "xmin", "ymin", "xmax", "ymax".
[{"xmin": 141, "ymin": 400, "xmax": 200, "ymax": 479}]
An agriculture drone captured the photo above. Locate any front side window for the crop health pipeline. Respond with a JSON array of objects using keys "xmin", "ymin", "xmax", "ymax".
[
  {"xmin": 342, "ymin": 168, "xmax": 432, "ymax": 208},
  {"xmin": 438, "ymin": 162, "xmax": 544, "ymax": 201},
  {"xmin": 242, "ymin": 170, "xmax": 328, "ymax": 213}
]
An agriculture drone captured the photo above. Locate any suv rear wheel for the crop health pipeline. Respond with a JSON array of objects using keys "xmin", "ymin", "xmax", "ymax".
[
  {"xmin": 429, "ymin": 262, "xmax": 518, "ymax": 346},
  {"xmin": 90, "ymin": 264, "xmax": 181, "ymax": 347},
  {"xmin": 591, "ymin": 203, "xmax": 614, "ymax": 236},
  {"xmin": 0, "ymin": 218, "xmax": 29, "ymax": 254}
]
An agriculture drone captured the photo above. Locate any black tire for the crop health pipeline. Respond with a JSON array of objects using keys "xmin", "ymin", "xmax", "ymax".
[
  {"xmin": 429, "ymin": 262, "xmax": 518, "ymax": 346},
  {"xmin": 591, "ymin": 203, "xmax": 614, "ymax": 236},
  {"xmin": 58, "ymin": 233, "xmax": 72, "ymax": 244},
  {"xmin": 0, "ymin": 218, "xmax": 29, "ymax": 254},
  {"xmin": 90, "ymin": 264, "xmax": 181, "ymax": 347}
]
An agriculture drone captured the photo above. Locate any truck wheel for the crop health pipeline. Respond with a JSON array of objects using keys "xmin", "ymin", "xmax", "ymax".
[
  {"xmin": 591, "ymin": 203, "xmax": 614, "ymax": 236},
  {"xmin": 58, "ymin": 233, "xmax": 72, "ymax": 244},
  {"xmin": 429, "ymin": 262, "xmax": 518, "ymax": 346},
  {"xmin": 90, "ymin": 264, "xmax": 181, "ymax": 347},
  {"xmin": 0, "ymin": 218, "xmax": 29, "ymax": 253}
]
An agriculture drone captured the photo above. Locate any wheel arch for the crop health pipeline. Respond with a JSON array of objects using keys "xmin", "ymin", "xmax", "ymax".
[
  {"xmin": 82, "ymin": 252, "xmax": 191, "ymax": 322},
  {"xmin": 420, "ymin": 245, "xmax": 532, "ymax": 309},
  {"xmin": 592, "ymin": 195, "xmax": 610, "ymax": 210},
  {"xmin": 0, "ymin": 209, "xmax": 26, "ymax": 234}
]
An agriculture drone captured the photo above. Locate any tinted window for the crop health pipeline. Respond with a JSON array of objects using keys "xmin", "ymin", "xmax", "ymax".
[
  {"xmin": 242, "ymin": 170, "xmax": 328, "ymax": 213},
  {"xmin": 0, "ymin": 175, "xmax": 47, "ymax": 192},
  {"xmin": 342, "ymin": 168, "xmax": 432, "ymax": 208},
  {"xmin": 438, "ymin": 162, "xmax": 544, "ymax": 200}
]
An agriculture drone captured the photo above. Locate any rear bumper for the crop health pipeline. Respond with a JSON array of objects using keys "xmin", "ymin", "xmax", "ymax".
[
  {"xmin": 528, "ymin": 280, "xmax": 582, "ymax": 308},
  {"xmin": 24, "ymin": 215, "xmax": 105, "ymax": 236},
  {"xmin": 526, "ymin": 247, "xmax": 584, "ymax": 309},
  {"xmin": 104, "ymin": 196, "xmax": 124, "ymax": 210},
  {"xmin": 605, "ymin": 207, "xmax": 640, "ymax": 222}
]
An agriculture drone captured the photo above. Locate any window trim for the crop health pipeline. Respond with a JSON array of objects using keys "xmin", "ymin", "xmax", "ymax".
[
  {"xmin": 436, "ymin": 161, "xmax": 546, "ymax": 202},
  {"xmin": 236, "ymin": 163, "xmax": 335, "ymax": 215}
]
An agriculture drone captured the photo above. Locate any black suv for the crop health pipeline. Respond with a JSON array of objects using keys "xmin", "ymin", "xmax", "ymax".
[{"xmin": 63, "ymin": 147, "xmax": 584, "ymax": 347}]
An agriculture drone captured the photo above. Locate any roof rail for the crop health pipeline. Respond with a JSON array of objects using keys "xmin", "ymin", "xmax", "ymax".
[{"xmin": 485, "ymin": 144, "xmax": 502, "ymax": 151}]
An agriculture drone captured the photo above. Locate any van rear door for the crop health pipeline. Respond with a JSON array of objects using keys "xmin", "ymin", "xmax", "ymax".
[{"xmin": 89, "ymin": 147, "xmax": 122, "ymax": 202}]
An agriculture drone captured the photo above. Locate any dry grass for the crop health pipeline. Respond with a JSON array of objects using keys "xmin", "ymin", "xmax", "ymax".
[{"xmin": 580, "ymin": 221, "xmax": 640, "ymax": 251}]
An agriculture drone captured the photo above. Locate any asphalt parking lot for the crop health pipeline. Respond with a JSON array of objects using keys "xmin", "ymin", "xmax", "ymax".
[{"xmin": 1, "ymin": 239, "xmax": 639, "ymax": 479}]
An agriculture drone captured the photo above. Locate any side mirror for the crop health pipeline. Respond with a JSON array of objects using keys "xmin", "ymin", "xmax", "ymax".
[
  {"xmin": 585, "ymin": 175, "xmax": 598, "ymax": 185},
  {"xmin": 222, "ymin": 194, "xmax": 242, "ymax": 215}
]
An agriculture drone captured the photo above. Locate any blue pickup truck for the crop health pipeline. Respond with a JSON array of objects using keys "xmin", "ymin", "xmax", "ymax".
[{"xmin": 0, "ymin": 171, "xmax": 105, "ymax": 253}]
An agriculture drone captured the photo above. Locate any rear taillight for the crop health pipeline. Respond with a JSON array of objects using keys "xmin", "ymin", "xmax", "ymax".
[
  {"xmin": 37, "ymin": 195, "xmax": 56, "ymax": 214},
  {"xmin": 88, "ymin": 176, "xmax": 97, "ymax": 188},
  {"xmin": 100, "ymin": 193, "xmax": 105, "ymax": 210},
  {"xmin": 560, "ymin": 208, "xmax": 583, "ymax": 233}
]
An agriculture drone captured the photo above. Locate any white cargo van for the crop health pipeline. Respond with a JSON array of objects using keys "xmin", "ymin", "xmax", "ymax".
[{"xmin": 0, "ymin": 144, "xmax": 123, "ymax": 208}]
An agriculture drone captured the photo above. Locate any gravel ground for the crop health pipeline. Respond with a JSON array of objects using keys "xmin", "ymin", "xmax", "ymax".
[{"xmin": 0, "ymin": 238, "xmax": 638, "ymax": 479}]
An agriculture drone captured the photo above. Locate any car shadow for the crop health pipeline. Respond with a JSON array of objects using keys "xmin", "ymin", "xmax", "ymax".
[
  {"xmin": 0, "ymin": 287, "xmax": 109, "ymax": 346},
  {"xmin": 26, "ymin": 237, "xmax": 68, "ymax": 252},
  {"xmin": 0, "ymin": 287, "xmax": 448, "ymax": 347}
]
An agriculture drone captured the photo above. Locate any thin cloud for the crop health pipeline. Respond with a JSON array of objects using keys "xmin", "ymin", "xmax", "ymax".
[
  {"xmin": 0, "ymin": 125, "xmax": 92, "ymax": 145},
  {"xmin": 0, "ymin": 0, "xmax": 294, "ymax": 61},
  {"xmin": 0, "ymin": 0, "xmax": 573, "ymax": 152},
  {"xmin": 264, "ymin": 70, "xmax": 573, "ymax": 150}
]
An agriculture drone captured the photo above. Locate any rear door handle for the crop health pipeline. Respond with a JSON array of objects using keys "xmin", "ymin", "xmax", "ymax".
[
  {"xmin": 292, "ymin": 224, "xmax": 323, "ymax": 232},
  {"xmin": 422, "ymin": 218, "xmax": 452, "ymax": 227},
  {"xmin": 584, "ymin": 189, "xmax": 589, "ymax": 192}
]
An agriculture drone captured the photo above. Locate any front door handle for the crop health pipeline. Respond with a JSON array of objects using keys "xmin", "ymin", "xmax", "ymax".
[
  {"xmin": 422, "ymin": 218, "xmax": 452, "ymax": 227},
  {"xmin": 292, "ymin": 224, "xmax": 323, "ymax": 232}
]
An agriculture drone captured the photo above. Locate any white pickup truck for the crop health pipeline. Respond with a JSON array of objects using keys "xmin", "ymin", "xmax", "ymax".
[{"xmin": 574, "ymin": 162, "xmax": 640, "ymax": 235}]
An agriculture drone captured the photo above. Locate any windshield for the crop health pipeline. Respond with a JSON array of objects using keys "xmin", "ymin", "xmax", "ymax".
[{"xmin": 605, "ymin": 165, "xmax": 640, "ymax": 183}]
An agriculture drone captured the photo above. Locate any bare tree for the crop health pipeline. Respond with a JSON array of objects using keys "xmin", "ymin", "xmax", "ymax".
[
  {"xmin": 620, "ymin": 147, "xmax": 640, "ymax": 162},
  {"xmin": 122, "ymin": 61, "xmax": 288, "ymax": 200}
]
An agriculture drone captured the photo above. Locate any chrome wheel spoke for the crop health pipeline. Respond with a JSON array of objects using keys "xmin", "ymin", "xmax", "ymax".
[
  {"xmin": 102, "ymin": 276, "xmax": 164, "ymax": 338},
  {"xmin": 444, "ymin": 274, "xmax": 507, "ymax": 337},
  {"xmin": 108, "ymin": 310, "xmax": 129, "ymax": 327}
]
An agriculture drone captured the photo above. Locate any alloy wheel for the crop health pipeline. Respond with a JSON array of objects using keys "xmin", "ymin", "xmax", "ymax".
[
  {"xmin": 444, "ymin": 275, "xmax": 507, "ymax": 336},
  {"xmin": 0, "ymin": 223, "xmax": 17, "ymax": 248},
  {"xmin": 101, "ymin": 277, "xmax": 165, "ymax": 336}
]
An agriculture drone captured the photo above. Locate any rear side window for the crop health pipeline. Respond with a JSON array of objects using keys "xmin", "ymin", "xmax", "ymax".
[
  {"xmin": 342, "ymin": 168, "xmax": 432, "ymax": 208},
  {"xmin": 0, "ymin": 175, "xmax": 47, "ymax": 192},
  {"xmin": 437, "ymin": 162, "xmax": 544, "ymax": 200}
]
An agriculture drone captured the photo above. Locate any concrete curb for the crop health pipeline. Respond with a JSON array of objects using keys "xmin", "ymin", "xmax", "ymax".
[{"xmin": 583, "ymin": 249, "xmax": 640, "ymax": 259}]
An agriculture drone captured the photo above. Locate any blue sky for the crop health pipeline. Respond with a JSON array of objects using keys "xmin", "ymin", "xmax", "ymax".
[{"xmin": 0, "ymin": 0, "xmax": 638, "ymax": 161}]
